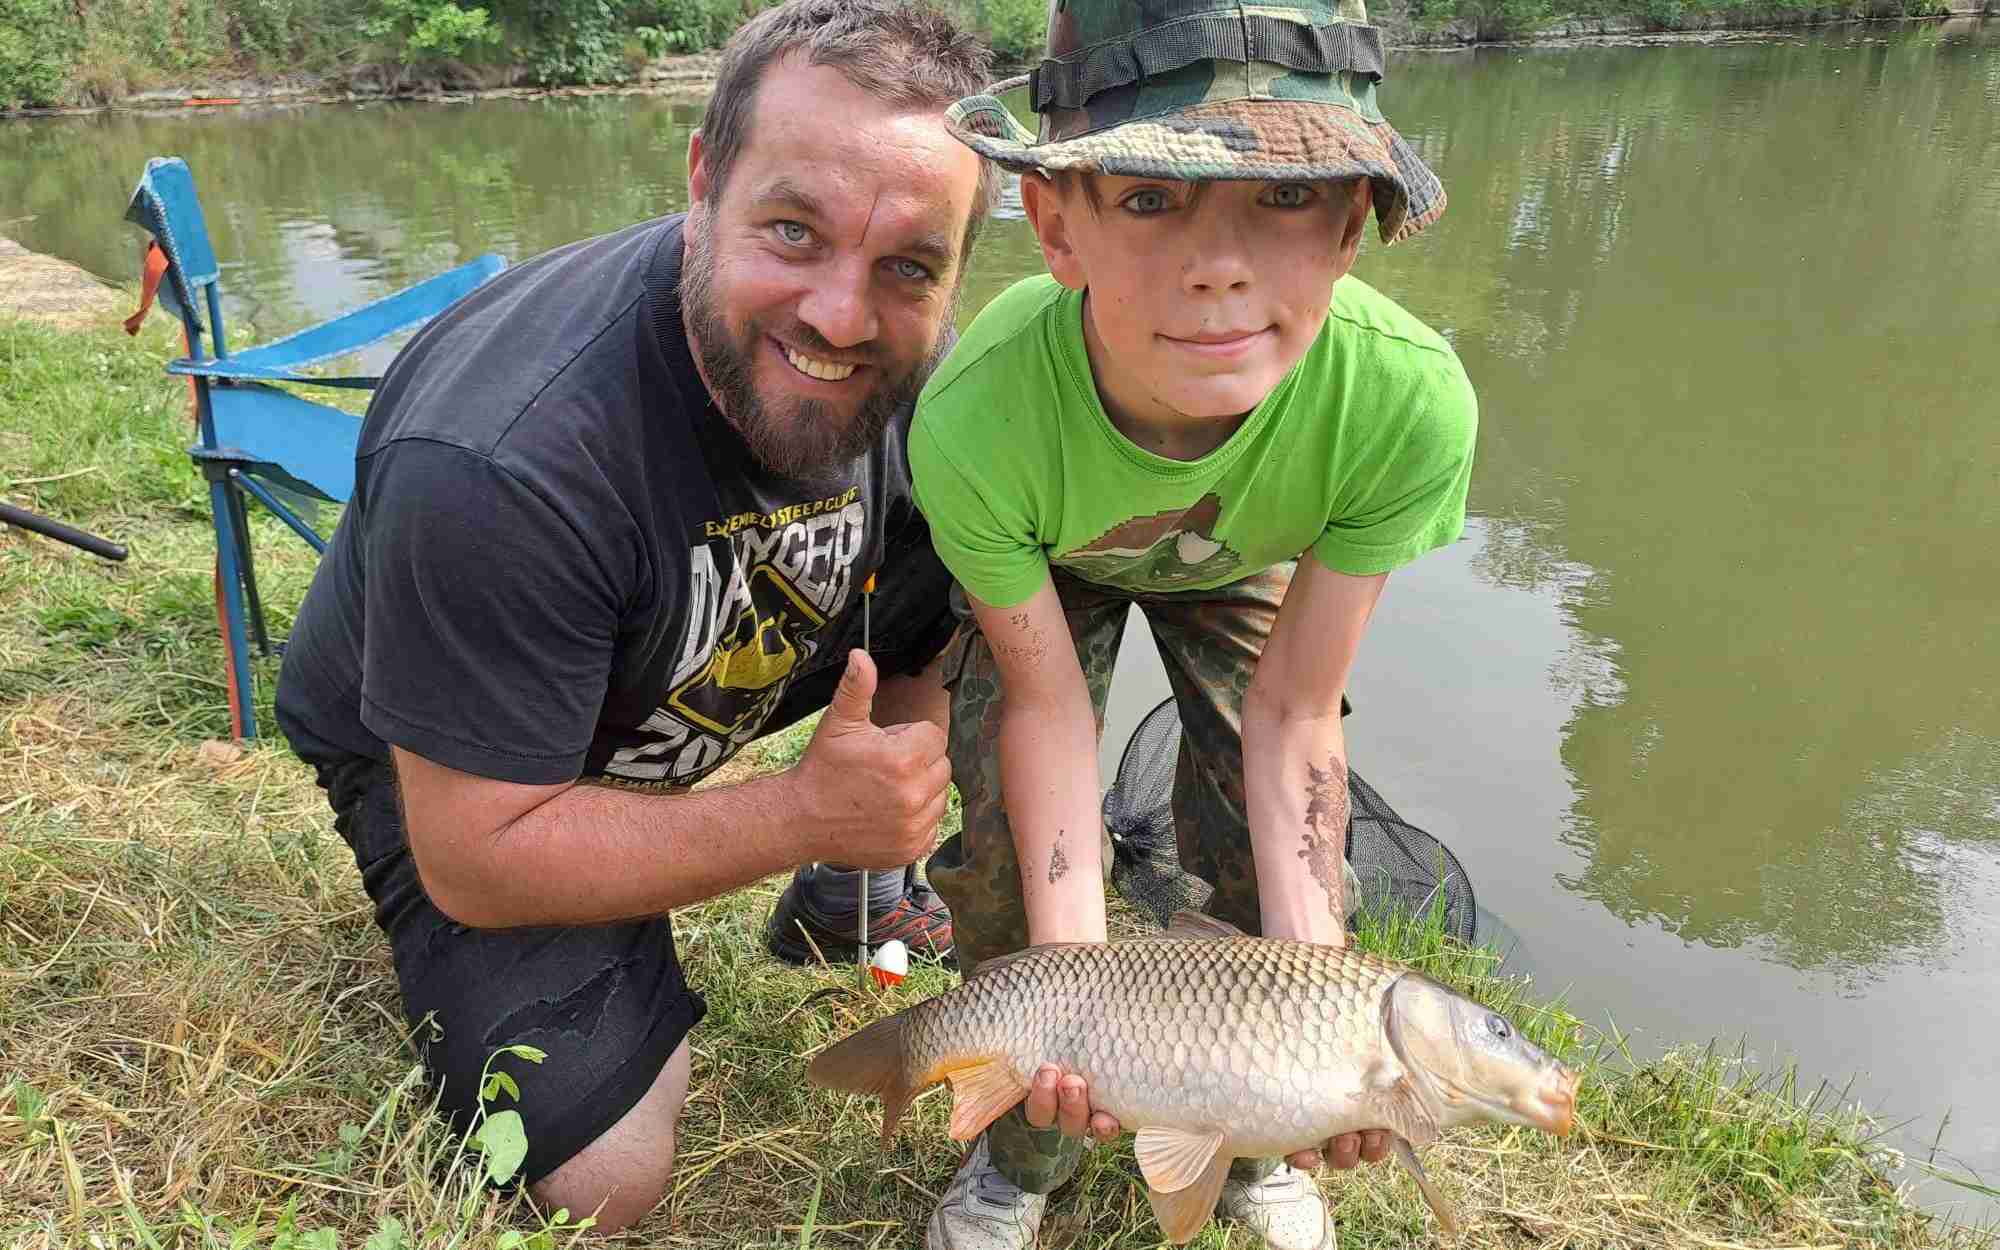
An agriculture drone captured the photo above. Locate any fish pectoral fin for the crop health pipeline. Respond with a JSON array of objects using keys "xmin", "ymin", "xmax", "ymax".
[
  {"xmin": 1134, "ymin": 1125, "xmax": 1227, "ymax": 1193},
  {"xmin": 941, "ymin": 1058, "xmax": 1030, "ymax": 1143},
  {"xmin": 1393, "ymin": 1135, "xmax": 1461, "ymax": 1235},
  {"xmin": 1165, "ymin": 910, "xmax": 1246, "ymax": 940},
  {"xmin": 1144, "ymin": 1147, "xmax": 1232, "ymax": 1245}
]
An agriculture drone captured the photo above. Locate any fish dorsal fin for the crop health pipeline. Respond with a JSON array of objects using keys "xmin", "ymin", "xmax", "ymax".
[
  {"xmin": 1144, "ymin": 1147, "xmax": 1233, "ymax": 1244},
  {"xmin": 941, "ymin": 1057, "xmax": 1031, "ymax": 1143},
  {"xmin": 1393, "ymin": 1136, "xmax": 1461, "ymax": 1235},
  {"xmin": 1133, "ymin": 1125, "xmax": 1226, "ymax": 1193},
  {"xmin": 1165, "ymin": 910, "xmax": 1246, "ymax": 940}
]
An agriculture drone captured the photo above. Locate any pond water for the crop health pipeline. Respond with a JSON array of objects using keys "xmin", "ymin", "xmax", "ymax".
[{"xmin": 5, "ymin": 16, "xmax": 1998, "ymax": 1222}]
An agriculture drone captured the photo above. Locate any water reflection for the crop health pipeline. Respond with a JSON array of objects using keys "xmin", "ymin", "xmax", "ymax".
[{"xmin": 1349, "ymin": 20, "xmax": 2000, "ymax": 983}]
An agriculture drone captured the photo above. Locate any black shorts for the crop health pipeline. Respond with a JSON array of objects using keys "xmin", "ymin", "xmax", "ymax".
[{"xmin": 302, "ymin": 544, "xmax": 957, "ymax": 1184}]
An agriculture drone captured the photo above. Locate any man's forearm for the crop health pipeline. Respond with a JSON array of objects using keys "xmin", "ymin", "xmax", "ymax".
[
  {"xmin": 1243, "ymin": 701, "xmax": 1350, "ymax": 947},
  {"xmin": 998, "ymin": 695, "xmax": 1109, "ymax": 945},
  {"xmin": 425, "ymin": 771, "xmax": 827, "ymax": 929}
]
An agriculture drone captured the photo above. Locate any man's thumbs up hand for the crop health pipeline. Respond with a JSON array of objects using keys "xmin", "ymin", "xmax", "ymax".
[
  {"xmin": 794, "ymin": 651, "xmax": 950, "ymax": 867},
  {"xmin": 820, "ymin": 646, "xmax": 881, "ymax": 734}
]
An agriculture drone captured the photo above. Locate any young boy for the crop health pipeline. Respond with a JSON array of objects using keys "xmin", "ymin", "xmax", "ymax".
[{"xmin": 909, "ymin": 0, "xmax": 1473, "ymax": 1246}]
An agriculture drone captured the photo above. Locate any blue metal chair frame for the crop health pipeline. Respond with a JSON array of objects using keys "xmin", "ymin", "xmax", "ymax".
[{"xmin": 124, "ymin": 157, "xmax": 505, "ymax": 738}]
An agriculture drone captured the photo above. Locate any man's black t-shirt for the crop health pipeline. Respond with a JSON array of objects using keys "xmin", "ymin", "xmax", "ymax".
[{"xmin": 276, "ymin": 214, "xmax": 940, "ymax": 789}]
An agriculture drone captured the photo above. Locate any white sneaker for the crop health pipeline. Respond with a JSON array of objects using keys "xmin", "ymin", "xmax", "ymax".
[
  {"xmin": 1218, "ymin": 1163, "xmax": 1337, "ymax": 1250},
  {"xmin": 926, "ymin": 1136, "xmax": 1047, "ymax": 1250}
]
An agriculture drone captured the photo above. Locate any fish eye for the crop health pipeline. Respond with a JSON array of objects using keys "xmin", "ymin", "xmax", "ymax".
[{"xmin": 1488, "ymin": 1014, "xmax": 1511, "ymax": 1039}]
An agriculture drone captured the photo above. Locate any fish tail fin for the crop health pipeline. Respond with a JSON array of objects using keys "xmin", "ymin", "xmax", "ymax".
[{"xmin": 809, "ymin": 1014, "xmax": 920, "ymax": 1149}]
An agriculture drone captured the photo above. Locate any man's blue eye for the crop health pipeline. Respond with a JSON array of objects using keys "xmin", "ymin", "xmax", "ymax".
[
  {"xmin": 1266, "ymin": 183, "xmax": 1315, "ymax": 208},
  {"xmin": 776, "ymin": 221, "xmax": 810, "ymax": 244},
  {"xmin": 1124, "ymin": 189, "xmax": 1169, "ymax": 214},
  {"xmin": 893, "ymin": 259, "xmax": 931, "ymax": 281}
]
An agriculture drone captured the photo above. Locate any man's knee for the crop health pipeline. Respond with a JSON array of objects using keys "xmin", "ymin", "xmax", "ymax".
[{"xmin": 529, "ymin": 1038, "xmax": 692, "ymax": 1234}]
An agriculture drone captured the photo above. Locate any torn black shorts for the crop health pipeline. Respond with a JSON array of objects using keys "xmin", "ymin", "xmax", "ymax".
[{"xmin": 299, "ymin": 559, "xmax": 958, "ymax": 1185}]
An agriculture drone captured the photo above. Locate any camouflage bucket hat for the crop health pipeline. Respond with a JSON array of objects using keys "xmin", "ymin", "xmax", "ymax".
[{"xmin": 946, "ymin": 0, "xmax": 1444, "ymax": 244}]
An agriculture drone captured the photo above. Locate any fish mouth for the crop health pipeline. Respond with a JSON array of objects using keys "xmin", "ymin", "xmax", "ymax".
[{"xmin": 1515, "ymin": 1065, "xmax": 1580, "ymax": 1137}]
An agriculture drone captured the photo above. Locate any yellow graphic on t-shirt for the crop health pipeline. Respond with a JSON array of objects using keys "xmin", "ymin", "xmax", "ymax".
[
  {"xmin": 666, "ymin": 563, "xmax": 826, "ymax": 736},
  {"xmin": 601, "ymin": 494, "xmax": 868, "ymax": 785}
]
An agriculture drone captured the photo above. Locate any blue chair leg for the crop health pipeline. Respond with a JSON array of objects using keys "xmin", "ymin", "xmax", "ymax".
[
  {"xmin": 208, "ymin": 473, "xmax": 260, "ymax": 739},
  {"xmin": 224, "ymin": 474, "xmax": 272, "ymax": 656}
]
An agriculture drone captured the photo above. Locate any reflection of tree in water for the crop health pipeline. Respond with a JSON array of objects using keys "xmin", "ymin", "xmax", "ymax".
[{"xmin": 1559, "ymin": 729, "xmax": 2000, "ymax": 984}]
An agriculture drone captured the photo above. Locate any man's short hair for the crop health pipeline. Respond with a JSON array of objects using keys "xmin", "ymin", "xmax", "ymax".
[{"xmin": 699, "ymin": 0, "xmax": 999, "ymax": 262}]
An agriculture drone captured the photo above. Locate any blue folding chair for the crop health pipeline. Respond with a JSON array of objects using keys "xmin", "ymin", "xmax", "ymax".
[{"xmin": 123, "ymin": 156, "xmax": 505, "ymax": 739}]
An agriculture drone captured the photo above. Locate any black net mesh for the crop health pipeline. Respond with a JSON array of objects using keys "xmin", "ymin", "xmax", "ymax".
[{"xmin": 1102, "ymin": 697, "xmax": 1482, "ymax": 946}]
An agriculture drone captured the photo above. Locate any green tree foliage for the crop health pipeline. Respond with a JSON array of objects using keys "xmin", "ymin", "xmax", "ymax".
[
  {"xmin": 362, "ymin": 0, "xmax": 501, "ymax": 64},
  {"xmin": 493, "ymin": 0, "xmax": 632, "ymax": 84},
  {"xmin": 627, "ymin": 0, "xmax": 755, "ymax": 53},
  {"xmin": 0, "ymin": 0, "xmax": 82, "ymax": 108},
  {"xmin": 946, "ymin": 0, "xmax": 1045, "ymax": 64}
]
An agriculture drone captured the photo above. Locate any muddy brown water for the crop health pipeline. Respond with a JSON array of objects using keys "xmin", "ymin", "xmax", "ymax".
[{"xmin": 5, "ymin": 17, "xmax": 1997, "ymax": 1223}]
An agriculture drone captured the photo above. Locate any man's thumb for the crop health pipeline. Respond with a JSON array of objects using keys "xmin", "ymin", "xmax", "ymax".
[{"xmin": 827, "ymin": 649, "xmax": 878, "ymax": 725}]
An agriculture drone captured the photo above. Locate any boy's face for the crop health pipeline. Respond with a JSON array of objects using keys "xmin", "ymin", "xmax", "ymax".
[{"xmin": 1022, "ymin": 172, "xmax": 1371, "ymax": 432}]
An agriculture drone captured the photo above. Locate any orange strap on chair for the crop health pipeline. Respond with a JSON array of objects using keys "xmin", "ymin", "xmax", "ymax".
[
  {"xmin": 123, "ymin": 240, "xmax": 169, "ymax": 337},
  {"xmin": 125, "ymin": 240, "xmax": 201, "ymax": 423}
]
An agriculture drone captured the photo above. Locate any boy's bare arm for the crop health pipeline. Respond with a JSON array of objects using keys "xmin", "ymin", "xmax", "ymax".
[
  {"xmin": 1242, "ymin": 558, "xmax": 1389, "ymax": 948},
  {"xmin": 967, "ymin": 580, "xmax": 1109, "ymax": 945}
]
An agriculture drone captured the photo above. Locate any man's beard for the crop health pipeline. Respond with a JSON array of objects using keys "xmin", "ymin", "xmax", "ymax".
[{"xmin": 682, "ymin": 214, "xmax": 953, "ymax": 481}]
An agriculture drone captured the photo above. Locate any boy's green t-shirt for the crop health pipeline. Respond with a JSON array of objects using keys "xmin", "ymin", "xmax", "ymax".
[{"xmin": 910, "ymin": 274, "xmax": 1479, "ymax": 609}]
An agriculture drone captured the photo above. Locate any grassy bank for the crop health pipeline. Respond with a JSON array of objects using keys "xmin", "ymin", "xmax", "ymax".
[{"xmin": 1, "ymin": 311, "xmax": 1992, "ymax": 1247}]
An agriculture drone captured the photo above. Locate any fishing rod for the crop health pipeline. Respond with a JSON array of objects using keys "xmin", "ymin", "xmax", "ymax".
[
  {"xmin": 0, "ymin": 501, "xmax": 128, "ymax": 562},
  {"xmin": 858, "ymin": 571, "xmax": 875, "ymax": 991}
]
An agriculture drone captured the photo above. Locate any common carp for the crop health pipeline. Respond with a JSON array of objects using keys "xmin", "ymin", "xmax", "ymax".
[{"xmin": 809, "ymin": 910, "xmax": 1578, "ymax": 1243}]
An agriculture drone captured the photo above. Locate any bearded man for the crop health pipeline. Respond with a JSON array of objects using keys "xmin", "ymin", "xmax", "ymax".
[{"xmin": 275, "ymin": 0, "xmax": 995, "ymax": 1228}]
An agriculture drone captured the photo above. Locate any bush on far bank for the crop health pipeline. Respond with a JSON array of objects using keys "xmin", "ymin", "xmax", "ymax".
[{"xmin": 1399, "ymin": 0, "xmax": 1955, "ymax": 37}]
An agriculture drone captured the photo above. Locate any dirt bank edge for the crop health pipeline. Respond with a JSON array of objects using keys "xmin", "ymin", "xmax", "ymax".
[{"xmin": 0, "ymin": 235, "xmax": 130, "ymax": 329}]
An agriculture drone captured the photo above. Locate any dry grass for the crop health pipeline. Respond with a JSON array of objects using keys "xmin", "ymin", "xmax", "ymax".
[{"xmin": 3, "ymin": 312, "xmax": 1993, "ymax": 1248}]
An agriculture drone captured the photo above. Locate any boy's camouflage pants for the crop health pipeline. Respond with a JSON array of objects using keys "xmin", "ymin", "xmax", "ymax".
[{"xmin": 926, "ymin": 563, "xmax": 1302, "ymax": 1195}]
